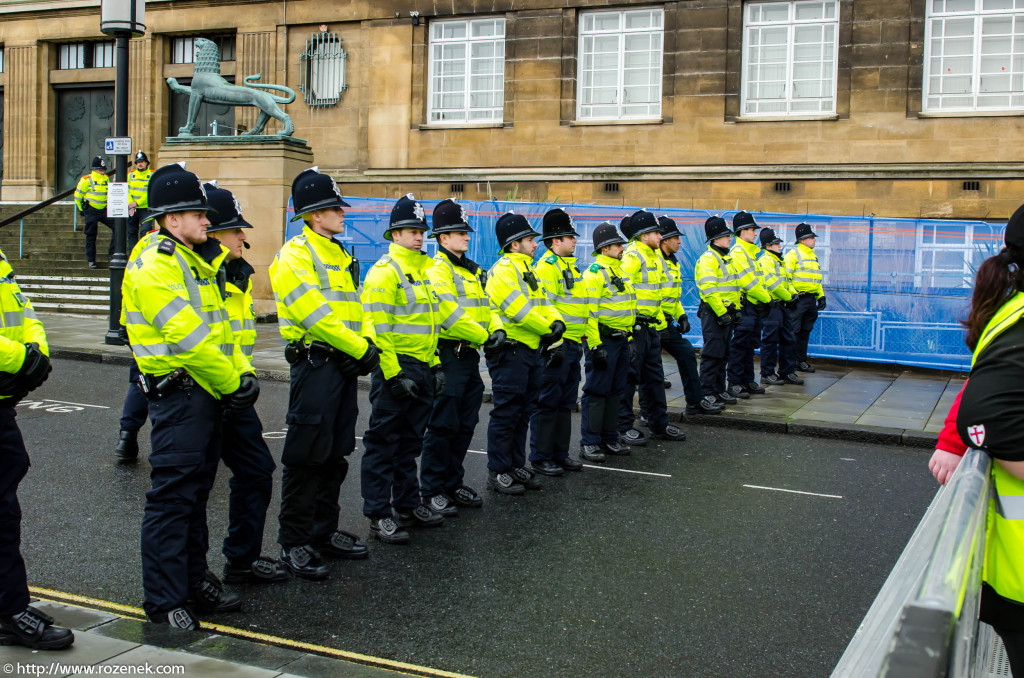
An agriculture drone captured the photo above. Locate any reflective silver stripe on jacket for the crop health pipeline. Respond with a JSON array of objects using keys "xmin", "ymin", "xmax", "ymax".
[
  {"xmin": 241, "ymin": 345, "xmax": 254, "ymax": 357},
  {"xmin": 995, "ymin": 494, "xmax": 1024, "ymax": 521}
]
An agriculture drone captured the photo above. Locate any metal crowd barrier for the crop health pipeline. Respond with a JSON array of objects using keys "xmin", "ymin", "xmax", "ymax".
[{"xmin": 831, "ymin": 448, "xmax": 1008, "ymax": 678}]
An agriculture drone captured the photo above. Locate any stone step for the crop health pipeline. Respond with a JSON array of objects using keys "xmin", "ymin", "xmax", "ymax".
[{"xmin": 18, "ymin": 275, "xmax": 112, "ymax": 315}]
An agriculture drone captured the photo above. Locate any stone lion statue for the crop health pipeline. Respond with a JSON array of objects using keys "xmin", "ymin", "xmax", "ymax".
[{"xmin": 167, "ymin": 37, "xmax": 296, "ymax": 137}]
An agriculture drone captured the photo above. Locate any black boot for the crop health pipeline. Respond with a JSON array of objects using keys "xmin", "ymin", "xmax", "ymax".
[
  {"xmin": 0, "ymin": 607, "xmax": 74, "ymax": 650},
  {"xmin": 115, "ymin": 429, "xmax": 139, "ymax": 463},
  {"xmin": 190, "ymin": 570, "xmax": 242, "ymax": 613}
]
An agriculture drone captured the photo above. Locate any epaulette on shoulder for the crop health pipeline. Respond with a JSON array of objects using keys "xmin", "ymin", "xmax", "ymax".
[
  {"xmin": 589, "ymin": 263, "xmax": 601, "ymax": 273},
  {"xmin": 544, "ymin": 255, "xmax": 557, "ymax": 265},
  {"xmin": 157, "ymin": 239, "xmax": 177, "ymax": 256}
]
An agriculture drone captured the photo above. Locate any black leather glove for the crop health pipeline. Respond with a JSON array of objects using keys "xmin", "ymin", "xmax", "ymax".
[
  {"xmin": 817, "ymin": 296, "xmax": 827, "ymax": 311},
  {"xmin": 356, "ymin": 341, "xmax": 380, "ymax": 376},
  {"xmin": 715, "ymin": 312, "xmax": 734, "ymax": 328},
  {"xmin": 540, "ymin": 320, "xmax": 566, "ymax": 347},
  {"xmin": 388, "ymin": 373, "xmax": 420, "ymax": 401},
  {"xmin": 225, "ymin": 373, "xmax": 260, "ymax": 411},
  {"xmin": 592, "ymin": 344, "xmax": 609, "ymax": 370},
  {"xmin": 117, "ymin": 326, "xmax": 130, "ymax": 346},
  {"xmin": 755, "ymin": 303, "xmax": 772, "ymax": 319},
  {"xmin": 432, "ymin": 365, "xmax": 446, "ymax": 396},
  {"xmin": 483, "ymin": 329, "xmax": 507, "ymax": 359},
  {"xmin": 545, "ymin": 345, "xmax": 565, "ymax": 368},
  {"xmin": 15, "ymin": 343, "xmax": 51, "ymax": 393},
  {"xmin": 678, "ymin": 315, "xmax": 691, "ymax": 334},
  {"xmin": 730, "ymin": 307, "xmax": 743, "ymax": 325}
]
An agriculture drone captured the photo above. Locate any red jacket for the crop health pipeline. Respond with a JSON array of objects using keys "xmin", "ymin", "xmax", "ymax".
[{"xmin": 936, "ymin": 380, "xmax": 968, "ymax": 456}]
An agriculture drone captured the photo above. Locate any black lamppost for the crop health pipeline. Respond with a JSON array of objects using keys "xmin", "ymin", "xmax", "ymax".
[{"xmin": 100, "ymin": 0, "xmax": 145, "ymax": 345}]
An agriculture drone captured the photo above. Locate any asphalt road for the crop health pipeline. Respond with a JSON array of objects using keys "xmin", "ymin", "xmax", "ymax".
[{"xmin": 15, "ymin": 359, "xmax": 939, "ymax": 677}]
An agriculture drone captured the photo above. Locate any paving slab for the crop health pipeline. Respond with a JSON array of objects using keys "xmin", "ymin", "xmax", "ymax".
[
  {"xmin": 187, "ymin": 634, "xmax": 306, "ymax": 671},
  {"xmin": 0, "ymin": 632, "xmax": 140, "ymax": 676},
  {"xmin": 31, "ymin": 600, "xmax": 119, "ymax": 630},
  {"xmin": 98, "ymin": 645, "xmax": 283, "ymax": 677},
  {"xmin": 89, "ymin": 617, "xmax": 208, "ymax": 649},
  {"xmin": 923, "ymin": 378, "xmax": 967, "ymax": 433},
  {"xmin": 276, "ymin": 653, "xmax": 408, "ymax": 678}
]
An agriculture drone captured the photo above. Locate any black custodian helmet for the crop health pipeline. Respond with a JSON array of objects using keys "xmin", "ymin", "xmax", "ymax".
[
  {"xmin": 704, "ymin": 216, "xmax": 732, "ymax": 242},
  {"xmin": 291, "ymin": 167, "xmax": 351, "ymax": 218},
  {"xmin": 134, "ymin": 150, "xmax": 149, "ymax": 164},
  {"xmin": 622, "ymin": 209, "xmax": 660, "ymax": 241},
  {"xmin": 430, "ymin": 198, "xmax": 474, "ymax": 237},
  {"xmin": 541, "ymin": 208, "xmax": 580, "ymax": 241},
  {"xmin": 794, "ymin": 222, "xmax": 820, "ymax": 242},
  {"xmin": 385, "ymin": 193, "xmax": 429, "ymax": 241},
  {"xmin": 202, "ymin": 182, "xmax": 253, "ymax": 233},
  {"xmin": 496, "ymin": 212, "xmax": 540, "ymax": 251},
  {"xmin": 658, "ymin": 215, "xmax": 682, "ymax": 240},
  {"xmin": 592, "ymin": 221, "xmax": 627, "ymax": 255},
  {"xmin": 144, "ymin": 163, "xmax": 216, "ymax": 223},
  {"xmin": 732, "ymin": 210, "xmax": 758, "ymax": 234},
  {"xmin": 92, "ymin": 156, "xmax": 106, "ymax": 170},
  {"xmin": 759, "ymin": 226, "xmax": 783, "ymax": 248}
]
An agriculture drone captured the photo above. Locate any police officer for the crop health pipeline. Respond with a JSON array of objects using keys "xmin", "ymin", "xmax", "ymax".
[
  {"xmin": 530, "ymin": 208, "xmax": 587, "ymax": 476},
  {"xmin": 618, "ymin": 210, "xmax": 686, "ymax": 445},
  {"xmin": 420, "ymin": 199, "xmax": 504, "ymax": 515},
  {"xmin": 0, "ymin": 250, "xmax": 71, "ymax": 650},
  {"xmin": 201, "ymin": 183, "xmax": 287, "ymax": 585},
  {"xmin": 655, "ymin": 216, "xmax": 721, "ymax": 416},
  {"xmin": 74, "ymin": 156, "xmax": 112, "ymax": 269},
  {"xmin": 270, "ymin": 168, "xmax": 376, "ymax": 579},
  {"xmin": 580, "ymin": 222, "xmax": 636, "ymax": 463},
  {"xmin": 124, "ymin": 163, "xmax": 258, "ymax": 628},
  {"xmin": 695, "ymin": 216, "xmax": 742, "ymax": 406},
  {"xmin": 361, "ymin": 194, "xmax": 443, "ymax": 543},
  {"xmin": 756, "ymin": 227, "xmax": 802, "ymax": 386},
  {"xmin": 784, "ymin": 223, "xmax": 826, "ymax": 373},
  {"xmin": 485, "ymin": 212, "xmax": 564, "ymax": 494},
  {"xmin": 128, "ymin": 150, "xmax": 153, "ymax": 252},
  {"xmin": 726, "ymin": 211, "xmax": 773, "ymax": 399}
]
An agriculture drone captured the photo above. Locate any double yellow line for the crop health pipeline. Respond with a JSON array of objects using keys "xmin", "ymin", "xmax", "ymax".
[{"xmin": 29, "ymin": 587, "xmax": 475, "ymax": 678}]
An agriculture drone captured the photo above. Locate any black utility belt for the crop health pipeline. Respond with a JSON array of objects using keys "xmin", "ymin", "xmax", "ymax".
[
  {"xmin": 438, "ymin": 338, "xmax": 478, "ymax": 358},
  {"xmin": 797, "ymin": 291, "xmax": 817, "ymax": 298},
  {"xmin": 285, "ymin": 339, "xmax": 349, "ymax": 367},
  {"xmin": 137, "ymin": 367, "xmax": 194, "ymax": 400},
  {"xmin": 598, "ymin": 325, "xmax": 630, "ymax": 339}
]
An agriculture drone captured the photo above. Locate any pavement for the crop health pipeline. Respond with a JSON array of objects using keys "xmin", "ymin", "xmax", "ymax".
[
  {"xmin": 0, "ymin": 315, "xmax": 954, "ymax": 677},
  {"xmin": 41, "ymin": 311, "xmax": 963, "ymax": 449}
]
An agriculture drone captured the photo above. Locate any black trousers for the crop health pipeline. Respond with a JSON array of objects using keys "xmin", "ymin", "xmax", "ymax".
[
  {"xmin": 277, "ymin": 357, "xmax": 357, "ymax": 549},
  {"xmin": 486, "ymin": 344, "xmax": 542, "ymax": 473},
  {"xmin": 656, "ymin": 324, "xmax": 703, "ymax": 406},
  {"xmin": 120, "ymin": 360, "xmax": 149, "ymax": 432},
  {"xmin": 221, "ymin": 405, "xmax": 276, "ymax": 566},
  {"xmin": 127, "ymin": 208, "xmax": 149, "ymax": 254},
  {"xmin": 785, "ymin": 294, "xmax": 819, "ymax": 364},
  {"xmin": 982, "ymin": 583, "xmax": 1024, "ymax": 677},
  {"xmin": 83, "ymin": 205, "xmax": 113, "ymax": 264},
  {"xmin": 0, "ymin": 405, "xmax": 30, "ymax": 617},
  {"xmin": 761, "ymin": 302, "xmax": 797, "ymax": 377},
  {"xmin": 727, "ymin": 304, "xmax": 763, "ymax": 387},
  {"xmin": 619, "ymin": 325, "xmax": 667, "ymax": 433},
  {"xmin": 420, "ymin": 344, "xmax": 484, "ymax": 498},
  {"xmin": 361, "ymin": 356, "xmax": 433, "ymax": 518},
  {"xmin": 529, "ymin": 339, "xmax": 582, "ymax": 464},
  {"xmin": 698, "ymin": 304, "xmax": 733, "ymax": 397},
  {"xmin": 580, "ymin": 335, "xmax": 629, "ymax": 447},
  {"xmin": 141, "ymin": 387, "xmax": 222, "ymax": 618}
]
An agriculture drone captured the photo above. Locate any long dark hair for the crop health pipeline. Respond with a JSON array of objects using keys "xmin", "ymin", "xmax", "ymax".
[{"xmin": 963, "ymin": 245, "xmax": 1024, "ymax": 350}]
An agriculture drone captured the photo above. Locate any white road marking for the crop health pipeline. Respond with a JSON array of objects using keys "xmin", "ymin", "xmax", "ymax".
[
  {"xmin": 743, "ymin": 484, "xmax": 842, "ymax": 499},
  {"xmin": 350, "ymin": 437, "xmax": 672, "ymax": 478},
  {"xmin": 34, "ymin": 398, "xmax": 109, "ymax": 409},
  {"xmin": 17, "ymin": 398, "xmax": 110, "ymax": 412}
]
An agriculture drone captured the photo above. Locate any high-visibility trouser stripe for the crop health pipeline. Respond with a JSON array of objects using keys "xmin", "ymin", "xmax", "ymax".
[
  {"xmin": 241, "ymin": 345, "xmax": 254, "ymax": 357},
  {"xmin": 995, "ymin": 494, "xmax": 1024, "ymax": 520},
  {"xmin": 441, "ymin": 306, "xmax": 467, "ymax": 330},
  {"xmin": 0, "ymin": 311, "xmax": 24, "ymax": 328},
  {"xmin": 369, "ymin": 301, "xmax": 436, "ymax": 315},
  {"xmin": 374, "ymin": 323, "xmax": 436, "ymax": 335}
]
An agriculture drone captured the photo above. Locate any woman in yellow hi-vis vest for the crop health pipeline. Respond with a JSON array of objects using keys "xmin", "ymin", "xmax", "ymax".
[{"xmin": 955, "ymin": 203, "xmax": 1024, "ymax": 674}]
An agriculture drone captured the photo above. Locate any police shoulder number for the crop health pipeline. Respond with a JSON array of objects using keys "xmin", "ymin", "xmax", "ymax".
[{"xmin": 589, "ymin": 263, "xmax": 601, "ymax": 273}]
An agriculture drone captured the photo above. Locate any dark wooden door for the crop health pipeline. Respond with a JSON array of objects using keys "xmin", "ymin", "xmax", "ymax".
[{"xmin": 55, "ymin": 87, "xmax": 115, "ymax": 193}]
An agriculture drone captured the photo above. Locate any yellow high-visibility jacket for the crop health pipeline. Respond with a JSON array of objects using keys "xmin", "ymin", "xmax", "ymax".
[
  {"xmin": 427, "ymin": 249, "xmax": 498, "ymax": 347},
  {"xmin": 270, "ymin": 226, "xmax": 367, "ymax": 359},
  {"xmin": 756, "ymin": 250, "xmax": 795, "ymax": 301},
  {"xmin": 534, "ymin": 251, "xmax": 588, "ymax": 342},
  {"xmin": 128, "ymin": 168, "xmax": 152, "ymax": 208},
  {"xmin": 694, "ymin": 246, "xmax": 742, "ymax": 317},
  {"xmin": 0, "ymin": 249, "xmax": 48, "ymax": 401},
  {"xmin": 583, "ymin": 254, "xmax": 637, "ymax": 348},
  {"xmin": 657, "ymin": 250, "xmax": 688, "ymax": 322},
  {"xmin": 122, "ymin": 233, "xmax": 244, "ymax": 398},
  {"xmin": 621, "ymin": 241, "xmax": 668, "ymax": 328},
  {"xmin": 486, "ymin": 252, "xmax": 562, "ymax": 350},
  {"xmin": 362, "ymin": 243, "xmax": 442, "ymax": 379},
  {"xmin": 224, "ymin": 262, "xmax": 257, "ymax": 363},
  {"xmin": 729, "ymin": 238, "xmax": 772, "ymax": 305},
  {"xmin": 784, "ymin": 243, "xmax": 824, "ymax": 297},
  {"xmin": 74, "ymin": 171, "xmax": 108, "ymax": 211}
]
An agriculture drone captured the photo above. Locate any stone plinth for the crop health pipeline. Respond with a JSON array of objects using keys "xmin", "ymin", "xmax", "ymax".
[{"xmin": 157, "ymin": 137, "xmax": 313, "ymax": 315}]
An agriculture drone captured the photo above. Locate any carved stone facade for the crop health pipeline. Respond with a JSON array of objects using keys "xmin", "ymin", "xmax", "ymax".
[{"xmin": 1, "ymin": 0, "xmax": 1022, "ymax": 219}]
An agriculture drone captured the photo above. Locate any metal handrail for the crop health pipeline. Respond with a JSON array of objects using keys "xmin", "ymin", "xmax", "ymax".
[
  {"xmin": 831, "ymin": 448, "xmax": 992, "ymax": 678},
  {"xmin": 0, "ymin": 168, "xmax": 117, "ymax": 229}
]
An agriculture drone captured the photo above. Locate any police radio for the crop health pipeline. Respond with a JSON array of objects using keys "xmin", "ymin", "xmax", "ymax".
[
  {"xmin": 610, "ymin": 275, "xmax": 626, "ymax": 293},
  {"xmin": 522, "ymin": 270, "xmax": 539, "ymax": 292},
  {"xmin": 348, "ymin": 246, "xmax": 360, "ymax": 288},
  {"xmin": 561, "ymin": 267, "xmax": 576, "ymax": 292}
]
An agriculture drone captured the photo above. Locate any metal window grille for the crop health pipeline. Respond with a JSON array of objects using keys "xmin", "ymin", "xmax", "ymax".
[
  {"xmin": 450, "ymin": 183, "xmax": 465, "ymax": 194},
  {"xmin": 300, "ymin": 32, "xmax": 348, "ymax": 108},
  {"xmin": 775, "ymin": 181, "xmax": 792, "ymax": 192},
  {"xmin": 57, "ymin": 42, "xmax": 114, "ymax": 70},
  {"xmin": 604, "ymin": 182, "xmax": 620, "ymax": 193},
  {"xmin": 963, "ymin": 180, "xmax": 981, "ymax": 191}
]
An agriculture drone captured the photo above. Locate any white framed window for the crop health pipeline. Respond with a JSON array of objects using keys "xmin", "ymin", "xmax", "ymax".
[
  {"xmin": 914, "ymin": 222, "xmax": 984, "ymax": 288},
  {"xmin": 577, "ymin": 8, "xmax": 664, "ymax": 120},
  {"xmin": 0, "ymin": 47, "xmax": 5, "ymax": 74},
  {"xmin": 171, "ymin": 35, "xmax": 236, "ymax": 65},
  {"xmin": 741, "ymin": 1, "xmax": 839, "ymax": 116},
  {"xmin": 57, "ymin": 42, "xmax": 115, "ymax": 70},
  {"xmin": 427, "ymin": 17, "xmax": 506, "ymax": 123},
  {"xmin": 924, "ymin": 0, "xmax": 1024, "ymax": 113}
]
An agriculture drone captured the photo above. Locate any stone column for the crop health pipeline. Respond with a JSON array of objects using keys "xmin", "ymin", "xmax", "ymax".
[
  {"xmin": 128, "ymin": 36, "xmax": 155, "ymax": 159},
  {"xmin": 3, "ymin": 45, "xmax": 44, "ymax": 200},
  {"xmin": 157, "ymin": 138, "xmax": 313, "ymax": 315},
  {"xmin": 236, "ymin": 32, "xmax": 277, "ymax": 134}
]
